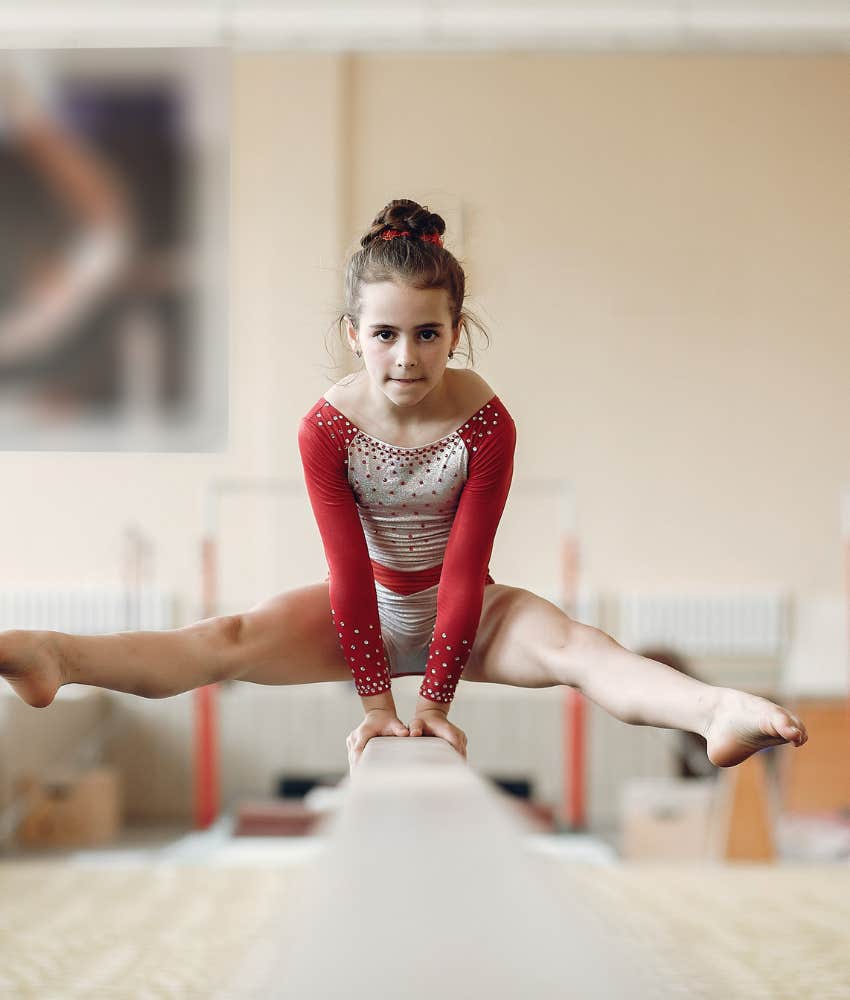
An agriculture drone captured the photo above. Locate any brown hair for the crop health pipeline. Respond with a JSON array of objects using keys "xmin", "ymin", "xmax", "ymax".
[{"xmin": 326, "ymin": 198, "xmax": 489, "ymax": 381}]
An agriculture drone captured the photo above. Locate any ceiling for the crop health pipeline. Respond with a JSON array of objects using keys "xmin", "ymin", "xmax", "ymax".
[{"xmin": 1, "ymin": 1, "xmax": 849, "ymax": 51}]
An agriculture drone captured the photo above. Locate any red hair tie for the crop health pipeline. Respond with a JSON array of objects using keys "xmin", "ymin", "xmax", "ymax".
[{"xmin": 381, "ymin": 229, "xmax": 444, "ymax": 247}]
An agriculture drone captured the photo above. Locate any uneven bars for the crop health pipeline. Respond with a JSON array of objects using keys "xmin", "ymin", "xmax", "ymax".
[
  {"xmin": 216, "ymin": 737, "xmax": 660, "ymax": 999},
  {"xmin": 196, "ymin": 477, "xmax": 303, "ymax": 828}
]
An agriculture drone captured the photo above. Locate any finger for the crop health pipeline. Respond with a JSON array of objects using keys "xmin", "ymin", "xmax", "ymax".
[
  {"xmin": 426, "ymin": 722, "xmax": 461, "ymax": 757},
  {"xmin": 435, "ymin": 733, "xmax": 463, "ymax": 757},
  {"xmin": 388, "ymin": 722, "xmax": 410, "ymax": 737},
  {"xmin": 442, "ymin": 729, "xmax": 467, "ymax": 758},
  {"xmin": 409, "ymin": 721, "xmax": 424, "ymax": 737},
  {"xmin": 351, "ymin": 741, "xmax": 365, "ymax": 769}
]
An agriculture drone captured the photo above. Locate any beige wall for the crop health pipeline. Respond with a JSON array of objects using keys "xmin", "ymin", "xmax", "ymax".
[
  {"xmin": 1, "ymin": 52, "xmax": 848, "ymax": 619},
  {"xmin": 348, "ymin": 53, "xmax": 849, "ymax": 597}
]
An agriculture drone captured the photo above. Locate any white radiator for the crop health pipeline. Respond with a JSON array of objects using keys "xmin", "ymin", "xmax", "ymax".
[
  {"xmin": 0, "ymin": 587, "xmax": 173, "ymax": 634},
  {"xmin": 617, "ymin": 591, "xmax": 789, "ymax": 657}
]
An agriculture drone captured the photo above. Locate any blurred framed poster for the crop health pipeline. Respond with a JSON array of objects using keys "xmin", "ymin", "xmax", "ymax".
[{"xmin": 0, "ymin": 48, "xmax": 228, "ymax": 451}]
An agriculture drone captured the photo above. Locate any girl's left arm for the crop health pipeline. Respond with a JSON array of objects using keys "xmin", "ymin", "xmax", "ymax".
[{"xmin": 416, "ymin": 399, "xmax": 516, "ymax": 709}]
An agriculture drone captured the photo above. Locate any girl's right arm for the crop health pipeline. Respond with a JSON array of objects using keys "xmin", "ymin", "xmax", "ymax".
[{"xmin": 297, "ymin": 409, "xmax": 394, "ymax": 699}]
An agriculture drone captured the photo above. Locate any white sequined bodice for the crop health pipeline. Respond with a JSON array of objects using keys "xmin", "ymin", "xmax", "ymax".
[{"xmin": 346, "ymin": 429, "xmax": 469, "ymax": 571}]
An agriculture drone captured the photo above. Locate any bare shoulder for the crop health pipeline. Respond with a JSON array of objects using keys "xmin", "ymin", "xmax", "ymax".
[
  {"xmin": 453, "ymin": 368, "xmax": 497, "ymax": 411},
  {"xmin": 322, "ymin": 374, "xmax": 359, "ymax": 410}
]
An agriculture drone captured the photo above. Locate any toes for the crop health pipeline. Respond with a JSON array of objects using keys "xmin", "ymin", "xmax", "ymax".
[
  {"xmin": 789, "ymin": 715, "xmax": 808, "ymax": 744},
  {"xmin": 789, "ymin": 726, "xmax": 808, "ymax": 747},
  {"xmin": 771, "ymin": 712, "xmax": 806, "ymax": 746}
]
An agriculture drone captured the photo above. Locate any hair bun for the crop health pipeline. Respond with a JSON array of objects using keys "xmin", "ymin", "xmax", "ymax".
[{"xmin": 361, "ymin": 198, "xmax": 446, "ymax": 248}]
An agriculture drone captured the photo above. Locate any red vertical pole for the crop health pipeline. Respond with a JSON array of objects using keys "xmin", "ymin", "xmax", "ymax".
[
  {"xmin": 844, "ymin": 528, "xmax": 850, "ymax": 816},
  {"xmin": 565, "ymin": 688, "xmax": 586, "ymax": 829},
  {"xmin": 195, "ymin": 535, "xmax": 219, "ymax": 829},
  {"xmin": 560, "ymin": 532, "xmax": 586, "ymax": 830},
  {"xmin": 842, "ymin": 491, "xmax": 850, "ymax": 818},
  {"xmin": 194, "ymin": 684, "xmax": 218, "ymax": 829}
]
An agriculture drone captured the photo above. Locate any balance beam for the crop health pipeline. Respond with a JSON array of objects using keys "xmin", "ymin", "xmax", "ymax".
[{"xmin": 217, "ymin": 737, "xmax": 660, "ymax": 999}]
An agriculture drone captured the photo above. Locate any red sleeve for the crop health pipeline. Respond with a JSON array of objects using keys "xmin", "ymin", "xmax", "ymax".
[
  {"xmin": 297, "ymin": 406, "xmax": 392, "ymax": 697},
  {"xmin": 419, "ymin": 399, "xmax": 516, "ymax": 704}
]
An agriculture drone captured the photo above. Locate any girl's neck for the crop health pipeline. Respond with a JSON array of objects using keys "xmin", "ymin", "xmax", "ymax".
[
  {"xmin": 359, "ymin": 370, "xmax": 455, "ymax": 431},
  {"xmin": 325, "ymin": 368, "xmax": 495, "ymax": 450}
]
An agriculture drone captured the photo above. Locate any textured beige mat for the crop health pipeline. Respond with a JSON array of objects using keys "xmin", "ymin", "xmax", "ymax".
[
  {"xmin": 0, "ymin": 862, "xmax": 306, "ymax": 999},
  {"xmin": 1, "ymin": 860, "xmax": 849, "ymax": 998},
  {"xmin": 549, "ymin": 862, "xmax": 850, "ymax": 1000}
]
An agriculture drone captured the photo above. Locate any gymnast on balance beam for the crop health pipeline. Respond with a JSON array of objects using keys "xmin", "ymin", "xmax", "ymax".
[{"xmin": 0, "ymin": 198, "xmax": 808, "ymax": 776}]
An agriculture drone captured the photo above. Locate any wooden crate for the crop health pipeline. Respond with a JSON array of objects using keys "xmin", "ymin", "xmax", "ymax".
[{"xmin": 781, "ymin": 698, "xmax": 850, "ymax": 814}]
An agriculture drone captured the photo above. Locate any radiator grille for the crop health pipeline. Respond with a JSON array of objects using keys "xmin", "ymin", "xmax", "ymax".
[
  {"xmin": 617, "ymin": 592, "xmax": 789, "ymax": 656},
  {"xmin": 0, "ymin": 587, "xmax": 173, "ymax": 634}
]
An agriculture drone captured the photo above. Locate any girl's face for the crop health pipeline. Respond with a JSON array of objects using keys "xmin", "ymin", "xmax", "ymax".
[{"xmin": 347, "ymin": 280, "xmax": 460, "ymax": 404}]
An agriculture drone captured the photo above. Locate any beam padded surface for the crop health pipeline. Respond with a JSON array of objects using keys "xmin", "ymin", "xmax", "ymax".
[{"xmin": 219, "ymin": 737, "xmax": 660, "ymax": 998}]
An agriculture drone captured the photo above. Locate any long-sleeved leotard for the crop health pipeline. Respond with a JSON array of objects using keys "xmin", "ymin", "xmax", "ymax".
[{"xmin": 297, "ymin": 393, "xmax": 515, "ymax": 704}]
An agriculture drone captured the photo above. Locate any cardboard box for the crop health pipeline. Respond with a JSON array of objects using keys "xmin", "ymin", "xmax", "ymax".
[
  {"xmin": 620, "ymin": 777, "xmax": 717, "ymax": 860},
  {"xmin": 16, "ymin": 766, "xmax": 122, "ymax": 848}
]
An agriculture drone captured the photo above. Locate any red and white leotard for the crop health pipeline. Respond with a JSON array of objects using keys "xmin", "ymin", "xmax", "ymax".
[{"xmin": 297, "ymin": 392, "xmax": 515, "ymax": 704}]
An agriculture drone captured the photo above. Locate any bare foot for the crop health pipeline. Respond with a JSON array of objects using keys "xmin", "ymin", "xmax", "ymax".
[
  {"xmin": 0, "ymin": 630, "xmax": 66, "ymax": 708},
  {"xmin": 704, "ymin": 688, "xmax": 808, "ymax": 767}
]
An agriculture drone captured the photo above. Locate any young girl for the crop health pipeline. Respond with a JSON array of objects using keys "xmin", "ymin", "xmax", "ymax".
[{"xmin": 1, "ymin": 198, "xmax": 807, "ymax": 777}]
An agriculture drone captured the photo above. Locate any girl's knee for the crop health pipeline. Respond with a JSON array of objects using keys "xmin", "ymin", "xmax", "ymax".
[
  {"xmin": 191, "ymin": 614, "xmax": 246, "ymax": 685},
  {"xmin": 216, "ymin": 614, "xmax": 244, "ymax": 646}
]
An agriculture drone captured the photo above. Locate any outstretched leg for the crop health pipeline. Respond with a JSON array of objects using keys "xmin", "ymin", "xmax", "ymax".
[
  {"xmin": 0, "ymin": 615, "xmax": 240, "ymax": 707},
  {"xmin": 463, "ymin": 584, "xmax": 808, "ymax": 767},
  {"xmin": 0, "ymin": 581, "xmax": 351, "ymax": 707}
]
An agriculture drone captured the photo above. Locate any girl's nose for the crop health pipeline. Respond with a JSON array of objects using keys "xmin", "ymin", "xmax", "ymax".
[{"xmin": 397, "ymin": 350, "xmax": 418, "ymax": 367}]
